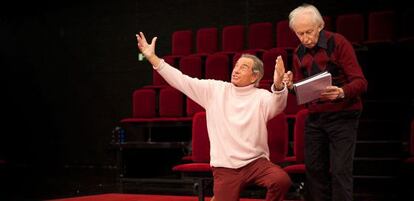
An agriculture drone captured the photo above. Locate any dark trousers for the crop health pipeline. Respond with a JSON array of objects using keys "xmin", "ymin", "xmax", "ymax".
[
  {"xmin": 212, "ymin": 157, "xmax": 291, "ymax": 201},
  {"xmin": 304, "ymin": 110, "xmax": 361, "ymax": 201}
]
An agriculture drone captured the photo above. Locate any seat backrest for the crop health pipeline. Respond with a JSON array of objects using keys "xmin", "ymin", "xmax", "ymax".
[
  {"xmin": 257, "ymin": 81, "xmax": 271, "ymax": 91},
  {"xmin": 323, "ymin": 16, "xmax": 333, "ymax": 31},
  {"xmin": 247, "ymin": 22, "xmax": 273, "ymax": 50},
  {"xmin": 191, "ymin": 112, "xmax": 210, "ymax": 163},
  {"xmin": 222, "ymin": 25, "xmax": 245, "ymax": 52},
  {"xmin": 267, "ymin": 113, "xmax": 289, "ymax": 164},
  {"xmin": 336, "ymin": 13, "xmax": 365, "ymax": 44},
  {"xmin": 172, "ymin": 30, "xmax": 193, "ymax": 56},
  {"xmin": 132, "ymin": 88, "xmax": 156, "ymax": 118},
  {"xmin": 284, "ymin": 93, "xmax": 304, "ymax": 117},
  {"xmin": 152, "ymin": 56, "xmax": 176, "ymax": 86},
  {"xmin": 276, "ymin": 20, "xmax": 300, "ymax": 48},
  {"xmin": 186, "ymin": 97, "xmax": 204, "ymax": 117},
  {"xmin": 159, "ymin": 87, "xmax": 184, "ymax": 117},
  {"xmin": 196, "ymin": 27, "xmax": 218, "ymax": 54},
  {"xmin": 293, "ymin": 109, "xmax": 309, "ymax": 162},
  {"xmin": 262, "ymin": 48, "xmax": 288, "ymax": 81},
  {"xmin": 367, "ymin": 10, "xmax": 395, "ymax": 42},
  {"xmin": 179, "ymin": 55, "xmax": 202, "ymax": 79},
  {"xmin": 205, "ymin": 53, "xmax": 230, "ymax": 81},
  {"xmin": 232, "ymin": 52, "xmax": 242, "ymax": 69}
]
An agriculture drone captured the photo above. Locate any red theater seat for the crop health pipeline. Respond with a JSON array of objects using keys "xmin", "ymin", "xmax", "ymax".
[
  {"xmin": 195, "ymin": 27, "xmax": 218, "ymax": 55},
  {"xmin": 283, "ymin": 109, "xmax": 308, "ymax": 174},
  {"xmin": 246, "ymin": 22, "xmax": 273, "ymax": 58},
  {"xmin": 276, "ymin": 20, "xmax": 300, "ymax": 50},
  {"xmin": 336, "ymin": 13, "xmax": 365, "ymax": 45},
  {"xmin": 172, "ymin": 30, "xmax": 193, "ymax": 56},
  {"xmin": 221, "ymin": 25, "xmax": 245, "ymax": 53},
  {"xmin": 186, "ymin": 97, "xmax": 204, "ymax": 117},
  {"xmin": 179, "ymin": 55, "xmax": 203, "ymax": 79},
  {"xmin": 262, "ymin": 48, "xmax": 288, "ymax": 83},
  {"xmin": 172, "ymin": 112, "xmax": 211, "ymax": 201},
  {"xmin": 284, "ymin": 93, "xmax": 304, "ymax": 120},
  {"xmin": 267, "ymin": 113, "xmax": 289, "ymax": 164},
  {"xmin": 132, "ymin": 88, "xmax": 157, "ymax": 118},
  {"xmin": 205, "ymin": 54, "xmax": 230, "ymax": 81},
  {"xmin": 366, "ymin": 10, "xmax": 395, "ymax": 43}
]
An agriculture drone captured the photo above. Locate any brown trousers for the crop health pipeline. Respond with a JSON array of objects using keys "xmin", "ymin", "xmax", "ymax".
[{"xmin": 212, "ymin": 157, "xmax": 291, "ymax": 201}]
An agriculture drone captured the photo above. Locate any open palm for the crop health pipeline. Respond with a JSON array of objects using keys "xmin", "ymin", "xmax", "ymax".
[
  {"xmin": 136, "ymin": 32, "xmax": 157, "ymax": 58},
  {"xmin": 273, "ymin": 56, "xmax": 285, "ymax": 88}
]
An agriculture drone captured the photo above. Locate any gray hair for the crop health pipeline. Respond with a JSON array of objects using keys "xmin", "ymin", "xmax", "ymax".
[
  {"xmin": 240, "ymin": 54, "xmax": 263, "ymax": 87},
  {"xmin": 288, "ymin": 4, "xmax": 324, "ymax": 30}
]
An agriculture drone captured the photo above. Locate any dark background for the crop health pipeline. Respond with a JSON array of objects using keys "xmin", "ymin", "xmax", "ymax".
[{"xmin": 0, "ymin": 0, "xmax": 413, "ymax": 199}]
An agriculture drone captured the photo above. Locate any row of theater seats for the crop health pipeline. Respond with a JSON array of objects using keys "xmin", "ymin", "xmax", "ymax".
[
  {"xmin": 143, "ymin": 10, "xmax": 413, "ymax": 99},
  {"xmin": 122, "ymin": 9, "xmax": 412, "ymax": 132},
  {"xmin": 121, "ymin": 84, "xmax": 303, "ymax": 126},
  {"xmin": 162, "ymin": 10, "xmax": 409, "ymax": 62},
  {"xmin": 120, "ymin": 87, "xmax": 202, "ymax": 124},
  {"xmin": 150, "ymin": 48, "xmax": 289, "ymax": 87},
  {"xmin": 171, "ymin": 109, "xmax": 309, "ymax": 200}
]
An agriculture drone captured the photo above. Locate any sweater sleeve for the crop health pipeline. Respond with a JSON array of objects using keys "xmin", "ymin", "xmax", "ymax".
[
  {"xmin": 261, "ymin": 85, "xmax": 288, "ymax": 120},
  {"xmin": 335, "ymin": 34, "xmax": 368, "ymax": 98},
  {"xmin": 154, "ymin": 59, "xmax": 212, "ymax": 108}
]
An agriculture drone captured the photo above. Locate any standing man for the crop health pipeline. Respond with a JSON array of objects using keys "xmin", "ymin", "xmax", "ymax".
[
  {"xmin": 136, "ymin": 32, "xmax": 291, "ymax": 201},
  {"xmin": 284, "ymin": 4, "xmax": 368, "ymax": 201}
]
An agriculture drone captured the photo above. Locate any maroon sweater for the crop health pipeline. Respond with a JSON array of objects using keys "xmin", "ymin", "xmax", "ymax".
[{"xmin": 292, "ymin": 30, "xmax": 368, "ymax": 113}]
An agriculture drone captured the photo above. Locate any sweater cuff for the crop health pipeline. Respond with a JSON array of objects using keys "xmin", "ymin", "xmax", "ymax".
[
  {"xmin": 271, "ymin": 83, "xmax": 287, "ymax": 94},
  {"xmin": 153, "ymin": 59, "xmax": 165, "ymax": 71}
]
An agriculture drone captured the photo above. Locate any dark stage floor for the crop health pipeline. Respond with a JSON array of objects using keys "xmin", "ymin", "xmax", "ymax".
[{"xmin": 1, "ymin": 162, "xmax": 412, "ymax": 201}]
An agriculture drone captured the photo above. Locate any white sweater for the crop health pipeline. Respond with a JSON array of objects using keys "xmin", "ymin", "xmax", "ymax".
[{"xmin": 155, "ymin": 60, "xmax": 287, "ymax": 168}]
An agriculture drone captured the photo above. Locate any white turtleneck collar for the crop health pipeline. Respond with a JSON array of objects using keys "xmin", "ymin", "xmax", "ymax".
[{"xmin": 231, "ymin": 83, "xmax": 256, "ymax": 96}]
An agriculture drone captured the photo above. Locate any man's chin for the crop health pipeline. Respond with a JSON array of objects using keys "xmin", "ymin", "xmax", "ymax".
[
  {"xmin": 304, "ymin": 44, "xmax": 316, "ymax": 48},
  {"xmin": 231, "ymin": 81, "xmax": 240, "ymax": 87}
]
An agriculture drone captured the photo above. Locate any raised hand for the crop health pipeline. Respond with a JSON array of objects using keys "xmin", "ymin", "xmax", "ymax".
[
  {"xmin": 136, "ymin": 32, "xmax": 161, "ymax": 67},
  {"xmin": 136, "ymin": 32, "xmax": 157, "ymax": 60},
  {"xmin": 273, "ymin": 56, "xmax": 285, "ymax": 90}
]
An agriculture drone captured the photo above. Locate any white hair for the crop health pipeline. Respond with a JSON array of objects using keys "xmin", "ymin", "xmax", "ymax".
[{"xmin": 288, "ymin": 4, "xmax": 324, "ymax": 30}]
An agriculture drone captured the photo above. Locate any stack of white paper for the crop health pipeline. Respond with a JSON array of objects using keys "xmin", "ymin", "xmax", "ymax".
[{"xmin": 293, "ymin": 71, "xmax": 332, "ymax": 105}]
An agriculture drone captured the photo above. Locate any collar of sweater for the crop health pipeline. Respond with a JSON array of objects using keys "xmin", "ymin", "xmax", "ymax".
[{"xmin": 231, "ymin": 83, "xmax": 256, "ymax": 96}]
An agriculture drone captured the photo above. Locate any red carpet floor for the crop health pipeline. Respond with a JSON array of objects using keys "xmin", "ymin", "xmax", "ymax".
[{"xmin": 47, "ymin": 193, "xmax": 293, "ymax": 201}]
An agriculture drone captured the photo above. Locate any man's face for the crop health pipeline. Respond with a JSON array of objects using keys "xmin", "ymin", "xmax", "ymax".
[
  {"xmin": 292, "ymin": 14, "xmax": 322, "ymax": 49},
  {"xmin": 231, "ymin": 57, "xmax": 258, "ymax": 87}
]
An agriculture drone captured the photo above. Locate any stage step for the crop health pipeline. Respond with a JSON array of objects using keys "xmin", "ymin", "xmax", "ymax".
[
  {"xmin": 355, "ymin": 140, "xmax": 403, "ymax": 157},
  {"xmin": 354, "ymin": 157, "xmax": 401, "ymax": 177},
  {"xmin": 357, "ymin": 119, "xmax": 406, "ymax": 140}
]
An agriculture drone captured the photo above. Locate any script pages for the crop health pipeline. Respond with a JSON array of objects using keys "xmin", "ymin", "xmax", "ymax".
[{"xmin": 293, "ymin": 71, "xmax": 332, "ymax": 105}]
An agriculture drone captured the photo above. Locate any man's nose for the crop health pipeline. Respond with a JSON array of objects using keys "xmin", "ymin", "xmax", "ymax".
[
  {"xmin": 301, "ymin": 37, "xmax": 311, "ymax": 45},
  {"xmin": 302, "ymin": 34, "xmax": 309, "ymax": 42}
]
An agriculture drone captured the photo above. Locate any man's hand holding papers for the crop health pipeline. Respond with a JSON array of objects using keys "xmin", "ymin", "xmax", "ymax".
[{"xmin": 292, "ymin": 71, "xmax": 333, "ymax": 105}]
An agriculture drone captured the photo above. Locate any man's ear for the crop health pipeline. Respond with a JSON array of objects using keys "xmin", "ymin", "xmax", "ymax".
[
  {"xmin": 251, "ymin": 73, "xmax": 259, "ymax": 83},
  {"xmin": 318, "ymin": 23, "xmax": 324, "ymax": 32}
]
